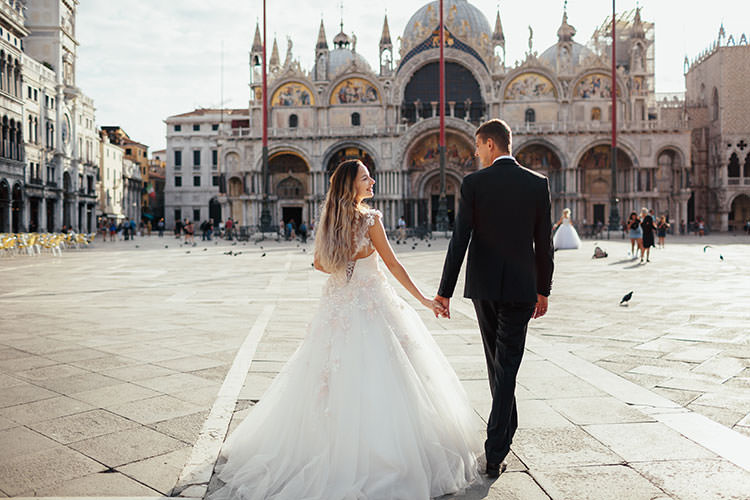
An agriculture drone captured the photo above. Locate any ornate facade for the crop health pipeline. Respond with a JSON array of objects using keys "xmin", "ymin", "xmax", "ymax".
[{"xmin": 171, "ymin": 0, "xmax": 695, "ymax": 231}]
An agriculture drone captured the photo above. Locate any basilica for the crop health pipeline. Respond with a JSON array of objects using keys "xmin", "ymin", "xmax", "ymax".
[{"xmin": 167, "ymin": 0, "xmax": 700, "ymax": 232}]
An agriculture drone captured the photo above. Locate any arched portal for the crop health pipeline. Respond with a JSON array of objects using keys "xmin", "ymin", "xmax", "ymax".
[
  {"xmin": 578, "ymin": 145, "xmax": 633, "ymax": 225},
  {"xmin": 729, "ymin": 194, "xmax": 750, "ymax": 231},
  {"xmin": 423, "ymin": 173, "xmax": 461, "ymax": 230},
  {"xmin": 0, "ymin": 179, "xmax": 9, "ymax": 232},
  {"xmin": 227, "ymin": 176, "xmax": 244, "ymax": 226},
  {"xmin": 516, "ymin": 144, "xmax": 563, "ymax": 192},
  {"xmin": 11, "ymin": 182, "xmax": 22, "ymax": 232},
  {"xmin": 269, "ymin": 152, "xmax": 310, "ymax": 229},
  {"xmin": 208, "ymin": 197, "xmax": 221, "ymax": 224},
  {"xmin": 326, "ymin": 147, "xmax": 375, "ymax": 174},
  {"xmin": 402, "ymin": 62, "xmax": 484, "ymax": 124}
]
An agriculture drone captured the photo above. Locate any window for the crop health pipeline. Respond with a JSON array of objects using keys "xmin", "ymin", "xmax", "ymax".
[
  {"xmin": 193, "ymin": 209, "xmax": 201, "ymax": 222},
  {"xmin": 125, "ymin": 148, "xmax": 132, "ymax": 155},
  {"xmin": 174, "ymin": 124, "xmax": 182, "ymax": 132},
  {"xmin": 27, "ymin": 86, "xmax": 31, "ymax": 98},
  {"xmin": 524, "ymin": 108, "xmax": 536, "ymax": 123},
  {"xmin": 174, "ymin": 208, "xmax": 181, "ymax": 223},
  {"xmin": 193, "ymin": 149, "xmax": 201, "ymax": 166},
  {"xmin": 33, "ymin": 89, "xmax": 37, "ymax": 100},
  {"xmin": 351, "ymin": 112, "xmax": 361, "ymax": 126},
  {"xmin": 212, "ymin": 124, "xmax": 219, "ymax": 131},
  {"xmin": 193, "ymin": 124, "xmax": 200, "ymax": 131},
  {"xmin": 174, "ymin": 150, "xmax": 182, "ymax": 166},
  {"xmin": 175, "ymin": 176, "xmax": 182, "ymax": 187},
  {"xmin": 212, "ymin": 149, "xmax": 218, "ymax": 167},
  {"xmin": 591, "ymin": 107, "xmax": 602, "ymax": 121},
  {"xmin": 728, "ymin": 153, "xmax": 740, "ymax": 178},
  {"xmin": 289, "ymin": 114, "xmax": 298, "ymax": 128},
  {"xmin": 212, "ymin": 175, "xmax": 219, "ymax": 186},
  {"xmin": 712, "ymin": 88, "xmax": 719, "ymax": 121},
  {"xmin": 193, "ymin": 175, "xmax": 201, "ymax": 186}
]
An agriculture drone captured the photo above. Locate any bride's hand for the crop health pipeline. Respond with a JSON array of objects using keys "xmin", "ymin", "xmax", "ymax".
[{"xmin": 421, "ymin": 297, "xmax": 447, "ymax": 317}]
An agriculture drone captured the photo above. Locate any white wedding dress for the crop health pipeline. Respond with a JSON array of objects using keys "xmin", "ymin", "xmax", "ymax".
[
  {"xmin": 211, "ymin": 209, "xmax": 481, "ymax": 500},
  {"xmin": 553, "ymin": 216, "xmax": 581, "ymax": 250}
]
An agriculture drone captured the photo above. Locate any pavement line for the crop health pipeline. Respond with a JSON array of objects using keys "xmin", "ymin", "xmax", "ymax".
[
  {"xmin": 448, "ymin": 297, "xmax": 750, "ymax": 472},
  {"xmin": 172, "ymin": 304, "xmax": 276, "ymax": 497}
]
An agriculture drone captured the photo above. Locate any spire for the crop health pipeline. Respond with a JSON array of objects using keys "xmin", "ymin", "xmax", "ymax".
[
  {"xmin": 269, "ymin": 37, "xmax": 280, "ymax": 71},
  {"xmin": 332, "ymin": 1, "xmax": 351, "ymax": 49},
  {"xmin": 316, "ymin": 19, "xmax": 328, "ymax": 51},
  {"xmin": 380, "ymin": 14, "xmax": 392, "ymax": 49},
  {"xmin": 492, "ymin": 10, "xmax": 505, "ymax": 46},
  {"xmin": 556, "ymin": 1, "xmax": 576, "ymax": 42},
  {"xmin": 718, "ymin": 22, "xmax": 726, "ymax": 43},
  {"xmin": 252, "ymin": 22, "xmax": 263, "ymax": 52},
  {"xmin": 632, "ymin": 6, "xmax": 645, "ymax": 38}
]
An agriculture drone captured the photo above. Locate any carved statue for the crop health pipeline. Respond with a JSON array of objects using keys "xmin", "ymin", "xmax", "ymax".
[{"xmin": 528, "ymin": 26, "xmax": 534, "ymax": 52}]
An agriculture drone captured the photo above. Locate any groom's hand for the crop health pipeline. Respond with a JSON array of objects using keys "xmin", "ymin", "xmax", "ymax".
[
  {"xmin": 434, "ymin": 295, "xmax": 451, "ymax": 319},
  {"xmin": 532, "ymin": 294, "xmax": 548, "ymax": 319}
]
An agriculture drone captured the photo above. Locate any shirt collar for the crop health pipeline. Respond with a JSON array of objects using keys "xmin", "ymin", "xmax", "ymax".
[{"xmin": 493, "ymin": 155, "xmax": 516, "ymax": 164}]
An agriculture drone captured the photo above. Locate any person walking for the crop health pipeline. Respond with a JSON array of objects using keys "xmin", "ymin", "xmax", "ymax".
[
  {"xmin": 298, "ymin": 220, "xmax": 308, "ymax": 243},
  {"xmin": 640, "ymin": 208, "xmax": 656, "ymax": 262},
  {"xmin": 207, "ymin": 218, "xmax": 214, "ymax": 241},
  {"xmin": 225, "ymin": 217, "xmax": 233, "ymax": 240},
  {"xmin": 157, "ymin": 218, "xmax": 165, "ymax": 237},
  {"xmin": 552, "ymin": 208, "xmax": 581, "ymax": 250},
  {"xmin": 627, "ymin": 212, "xmax": 643, "ymax": 261},
  {"xmin": 129, "ymin": 218, "xmax": 137, "ymax": 239},
  {"xmin": 657, "ymin": 216, "xmax": 669, "ymax": 248},
  {"xmin": 398, "ymin": 216, "xmax": 407, "ymax": 242},
  {"xmin": 436, "ymin": 119, "xmax": 554, "ymax": 478}
]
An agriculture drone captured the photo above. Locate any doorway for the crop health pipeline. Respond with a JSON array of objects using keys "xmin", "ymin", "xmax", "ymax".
[
  {"xmin": 430, "ymin": 194, "xmax": 455, "ymax": 230},
  {"xmin": 282, "ymin": 206, "xmax": 303, "ymax": 227},
  {"xmin": 593, "ymin": 204, "xmax": 606, "ymax": 225}
]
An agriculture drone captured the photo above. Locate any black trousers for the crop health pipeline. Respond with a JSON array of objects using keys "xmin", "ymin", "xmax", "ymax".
[{"xmin": 472, "ymin": 299, "xmax": 535, "ymax": 463}]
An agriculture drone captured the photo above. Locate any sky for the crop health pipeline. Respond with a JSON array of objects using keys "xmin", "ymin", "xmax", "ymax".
[{"xmin": 76, "ymin": 0, "xmax": 749, "ymax": 152}]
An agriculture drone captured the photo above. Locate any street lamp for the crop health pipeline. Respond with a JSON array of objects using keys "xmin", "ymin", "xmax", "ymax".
[{"xmin": 435, "ymin": 0, "xmax": 450, "ymax": 233}]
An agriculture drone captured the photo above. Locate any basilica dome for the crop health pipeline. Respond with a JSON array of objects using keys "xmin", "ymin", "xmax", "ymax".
[
  {"xmin": 539, "ymin": 41, "xmax": 595, "ymax": 68},
  {"xmin": 403, "ymin": 0, "xmax": 491, "ymax": 42},
  {"xmin": 328, "ymin": 47, "xmax": 371, "ymax": 76}
]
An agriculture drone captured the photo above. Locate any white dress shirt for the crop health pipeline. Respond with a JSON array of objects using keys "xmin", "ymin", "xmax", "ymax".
[{"xmin": 493, "ymin": 155, "xmax": 516, "ymax": 164}]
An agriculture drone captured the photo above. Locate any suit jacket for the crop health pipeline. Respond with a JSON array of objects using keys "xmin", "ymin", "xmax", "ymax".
[{"xmin": 438, "ymin": 157, "xmax": 554, "ymax": 303}]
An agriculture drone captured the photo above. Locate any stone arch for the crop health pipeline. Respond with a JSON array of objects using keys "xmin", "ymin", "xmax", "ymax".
[
  {"xmin": 500, "ymin": 68, "xmax": 561, "ymax": 101},
  {"xmin": 415, "ymin": 168, "xmax": 464, "ymax": 198},
  {"xmin": 728, "ymin": 194, "xmax": 750, "ymax": 230},
  {"xmin": 403, "ymin": 127, "xmax": 476, "ymax": 173},
  {"xmin": 223, "ymin": 150, "xmax": 241, "ymax": 173},
  {"xmin": 11, "ymin": 181, "xmax": 22, "ymax": 232},
  {"xmin": 276, "ymin": 176, "xmax": 305, "ymax": 199},
  {"xmin": 571, "ymin": 69, "xmax": 627, "ymax": 100},
  {"xmin": 393, "ymin": 48, "xmax": 492, "ymax": 107},
  {"xmin": 573, "ymin": 139, "xmax": 639, "ymax": 170},
  {"xmin": 515, "ymin": 141, "xmax": 565, "ymax": 193},
  {"xmin": 728, "ymin": 152, "xmax": 740, "ymax": 178},
  {"xmin": 0, "ymin": 178, "xmax": 9, "ymax": 232},
  {"xmin": 227, "ymin": 176, "xmax": 243, "ymax": 197},
  {"xmin": 395, "ymin": 116, "xmax": 476, "ymax": 172},
  {"xmin": 322, "ymin": 141, "xmax": 378, "ymax": 174},
  {"xmin": 270, "ymin": 78, "xmax": 316, "ymax": 107},
  {"xmin": 327, "ymin": 75, "xmax": 383, "ymax": 106}
]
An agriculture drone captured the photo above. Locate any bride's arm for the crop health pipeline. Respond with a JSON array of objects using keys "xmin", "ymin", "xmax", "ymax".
[{"xmin": 368, "ymin": 214, "xmax": 443, "ymax": 312}]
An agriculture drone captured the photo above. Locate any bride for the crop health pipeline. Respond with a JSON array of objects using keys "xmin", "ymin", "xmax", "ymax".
[
  {"xmin": 552, "ymin": 208, "xmax": 581, "ymax": 250},
  {"xmin": 211, "ymin": 159, "xmax": 482, "ymax": 500}
]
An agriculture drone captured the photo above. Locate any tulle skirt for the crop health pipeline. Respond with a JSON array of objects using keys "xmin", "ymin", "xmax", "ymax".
[
  {"xmin": 211, "ymin": 255, "xmax": 482, "ymax": 500},
  {"xmin": 554, "ymin": 223, "xmax": 581, "ymax": 250}
]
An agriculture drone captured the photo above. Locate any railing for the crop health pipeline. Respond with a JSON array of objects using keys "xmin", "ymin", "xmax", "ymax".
[{"xmin": 230, "ymin": 124, "xmax": 409, "ymax": 138}]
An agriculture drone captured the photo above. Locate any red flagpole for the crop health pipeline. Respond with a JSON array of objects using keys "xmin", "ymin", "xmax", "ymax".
[
  {"xmin": 439, "ymin": 0, "xmax": 445, "ymax": 150},
  {"xmin": 609, "ymin": 0, "xmax": 620, "ymax": 230},
  {"xmin": 436, "ymin": 0, "xmax": 449, "ymax": 231},
  {"xmin": 260, "ymin": 0, "xmax": 272, "ymax": 232},
  {"xmin": 262, "ymin": 0, "xmax": 268, "ymax": 149}
]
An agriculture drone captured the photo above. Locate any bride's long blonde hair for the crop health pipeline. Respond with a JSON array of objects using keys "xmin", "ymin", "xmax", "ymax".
[{"xmin": 314, "ymin": 159, "xmax": 370, "ymax": 272}]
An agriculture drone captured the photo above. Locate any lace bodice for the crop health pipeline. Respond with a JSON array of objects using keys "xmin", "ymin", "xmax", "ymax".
[{"xmin": 353, "ymin": 208, "xmax": 382, "ymax": 254}]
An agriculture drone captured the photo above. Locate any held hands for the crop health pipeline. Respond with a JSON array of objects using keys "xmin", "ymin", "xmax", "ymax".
[
  {"xmin": 434, "ymin": 295, "xmax": 450, "ymax": 319},
  {"xmin": 421, "ymin": 297, "xmax": 448, "ymax": 318}
]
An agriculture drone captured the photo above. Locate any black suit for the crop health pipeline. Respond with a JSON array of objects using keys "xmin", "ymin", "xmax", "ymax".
[{"xmin": 438, "ymin": 157, "xmax": 554, "ymax": 463}]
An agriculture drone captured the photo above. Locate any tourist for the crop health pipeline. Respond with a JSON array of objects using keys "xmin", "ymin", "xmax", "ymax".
[
  {"xmin": 640, "ymin": 208, "xmax": 656, "ymax": 262},
  {"xmin": 657, "ymin": 216, "xmax": 669, "ymax": 248},
  {"xmin": 627, "ymin": 212, "xmax": 643, "ymax": 260}
]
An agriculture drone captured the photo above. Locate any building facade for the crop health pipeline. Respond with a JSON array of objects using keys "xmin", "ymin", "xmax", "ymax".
[
  {"xmin": 20, "ymin": 0, "xmax": 99, "ymax": 232},
  {"xmin": 164, "ymin": 108, "xmax": 247, "ymax": 228},
  {"xmin": 685, "ymin": 28, "xmax": 750, "ymax": 231},
  {"xmin": 0, "ymin": 0, "xmax": 28, "ymax": 232},
  {"xmin": 98, "ymin": 131, "xmax": 124, "ymax": 221}
]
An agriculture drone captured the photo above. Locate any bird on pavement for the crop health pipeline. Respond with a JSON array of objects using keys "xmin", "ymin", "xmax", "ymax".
[
  {"xmin": 720, "ymin": 254, "xmax": 724, "ymax": 261},
  {"xmin": 224, "ymin": 251, "xmax": 233, "ymax": 256},
  {"xmin": 703, "ymin": 245, "xmax": 713, "ymax": 252},
  {"xmin": 262, "ymin": 252, "xmax": 266, "ymax": 257},
  {"xmin": 620, "ymin": 291, "xmax": 633, "ymax": 305},
  {"xmin": 165, "ymin": 245, "xmax": 168, "ymax": 248},
  {"xmin": 203, "ymin": 248, "xmax": 207, "ymax": 251},
  {"xmin": 186, "ymin": 251, "xmax": 190, "ymax": 254}
]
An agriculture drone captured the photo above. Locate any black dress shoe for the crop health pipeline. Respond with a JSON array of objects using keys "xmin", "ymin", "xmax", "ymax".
[{"xmin": 485, "ymin": 461, "xmax": 507, "ymax": 478}]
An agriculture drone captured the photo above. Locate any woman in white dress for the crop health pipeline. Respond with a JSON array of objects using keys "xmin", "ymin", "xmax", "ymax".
[
  {"xmin": 211, "ymin": 159, "xmax": 482, "ymax": 500},
  {"xmin": 552, "ymin": 208, "xmax": 581, "ymax": 250}
]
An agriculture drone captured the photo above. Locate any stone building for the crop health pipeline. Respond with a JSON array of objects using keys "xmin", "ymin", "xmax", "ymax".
[
  {"xmin": 164, "ymin": 108, "xmax": 247, "ymax": 228},
  {"xmin": 20, "ymin": 0, "xmax": 98, "ymax": 232},
  {"xmin": 685, "ymin": 27, "xmax": 750, "ymax": 231},
  {"xmin": 98, "ymin": 130, "xmax": 124, "ymax": 221},
  {"xmin": 0, "ymin": 0, "xmax": 28, "ymax": 232}
]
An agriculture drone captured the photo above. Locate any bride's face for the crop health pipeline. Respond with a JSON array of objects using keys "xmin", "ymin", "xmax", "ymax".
[{"xmin": 355, "ymin": 163, "xmax": 375, "ymax": 202}]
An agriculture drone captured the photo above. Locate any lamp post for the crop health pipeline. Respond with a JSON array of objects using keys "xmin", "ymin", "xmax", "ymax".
[
  {"xmin": 260, "ymin": 0, "xmax": 272, "ymax": 233},
  {"xmin": 608, "ymin": 0, "xmax": 620, "ymax": 233},
  {"xmin": 435, "ymin": 0, "xmax": 450, "ymax": 232}
]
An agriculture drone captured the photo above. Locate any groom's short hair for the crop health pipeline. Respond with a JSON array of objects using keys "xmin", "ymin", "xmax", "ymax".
[{"xmin": 476, "ymin": 119, "xmax": 512, "ymax": 154}]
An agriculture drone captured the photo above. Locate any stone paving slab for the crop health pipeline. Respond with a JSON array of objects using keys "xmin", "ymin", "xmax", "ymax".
[{"xmin": 1, "ymin": 234, "xmax": 750, "ymax": 498}]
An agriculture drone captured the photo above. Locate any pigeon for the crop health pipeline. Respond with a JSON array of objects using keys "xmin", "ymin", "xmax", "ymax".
[
  {"xmin": 165, "ymin": 245, "xmax": 168, "ymax": 248},
  {"xmin": 302, "ymin": 248, "xmax": 306, "ymax": 253},
  {"xmin": 186, "ymin": 251, "xmax": 190, "ymax": 254},
  {"xmin": 262, "ymin": 253, "xmax": 266, "ymax": 257},
  {"xmin": 427, "ymin": 243, "xmax": 431, "ymax": 247},
  {"xmin": 135, "ymin": 245, "xmax": 139, "ymax": 248},
  {"xmin": 703, "ymin": 245, "xmax": 713, "ymax": 252},
  {"xmin": 396, "ymin": 240, "xmax": 400, "ymax": 245},
  {"xmin": 260, "ymin": 246, "xmax": 264, "ymax": 250},
  {"xmin": 223, "ymin": 251, "xmax": 233, "ymax": 256},
  {"xmin": 234, "ymin": 251, "xmax": 242, "ymax": 256},
  {"xmin": 620, "ymin": 291, "xmax": 633, "ymax": 305},
  {"xmin": 203, "ymin": 248, "xmax": 207, "ymax": 251},
  {"xmin": 720, "ymin": 254, "xmax": 724, "ymax": 261},
  {"xmin": 232, "ymin": 242, "xmax": 238, "ymax": 246},
  {"xmin": 311, "ymin": 262, "xmax": 315, "ymax": 268}
]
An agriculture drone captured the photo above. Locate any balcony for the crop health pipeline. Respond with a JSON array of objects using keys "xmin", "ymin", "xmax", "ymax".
[{"xmin": 28, "ymin": 177, "xmax": 44, "ymax": 186}]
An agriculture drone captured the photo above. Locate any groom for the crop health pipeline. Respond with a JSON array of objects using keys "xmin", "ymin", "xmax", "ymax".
[{"xmin": 435, "ymin": 118, "xmax": 554, "ymax": 478}]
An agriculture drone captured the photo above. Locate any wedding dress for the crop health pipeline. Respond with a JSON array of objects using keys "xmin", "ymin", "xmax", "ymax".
[
  {"xmin": 553, "ymin": 216, "xmax": 581, "ymax": 250},
  {"xmin": 211, "ymin": 209, "xmax": 481, "ymax": 500}
]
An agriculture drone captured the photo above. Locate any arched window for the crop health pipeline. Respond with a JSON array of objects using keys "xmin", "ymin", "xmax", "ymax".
[
  {"xmin": 745, "ymin": 153, "xmax": 750, "ymax": 177},
  {"xmin": 351, "ymin": 112, "xmax": 361, "ymax": 126},
  {"xmin": 728, "ymin": 152, "xmax": 740, "ymax": 177},
  {"xmin": 288, "ymin": 114, "xmax": 298, "ymax": 128},
  {"xmin": 712, "ymin": 88, "xmax": 719, "ymax": 121},
  {"xmin": 524, "ymin": 108, "xmax": 536, "ymax": 123},
  {"xmin": 591, "ymin": 107, "xmax": 602, "ymax": 121},
  {"xmin": 277, "ymin": 176, "xmax": 304, "ymax": 198}
]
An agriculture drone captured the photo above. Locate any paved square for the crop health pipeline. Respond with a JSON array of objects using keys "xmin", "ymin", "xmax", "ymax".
[{"xmin": 1, "ymin": 233, "xmax": 749, "ymax": 498}]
